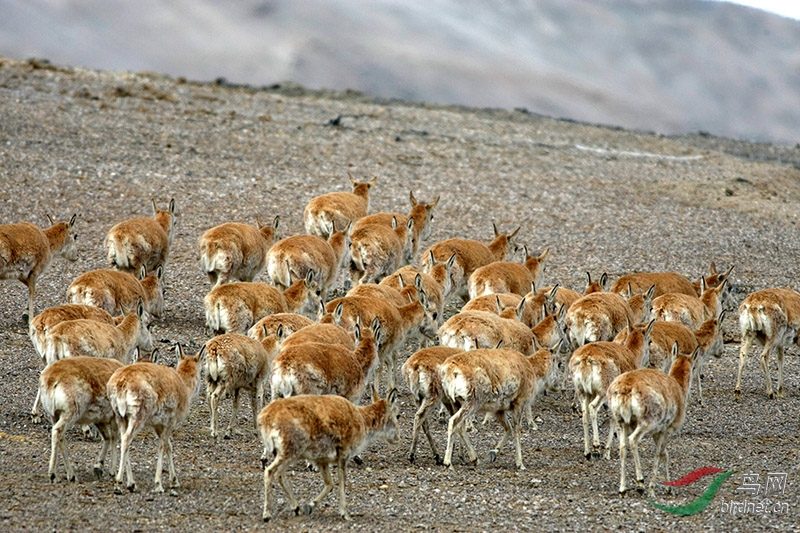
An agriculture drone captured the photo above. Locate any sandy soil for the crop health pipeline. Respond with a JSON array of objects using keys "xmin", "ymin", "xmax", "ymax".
[{"xmin": 0, "ymin": 57, "xmax": 798, "ymax": 531}]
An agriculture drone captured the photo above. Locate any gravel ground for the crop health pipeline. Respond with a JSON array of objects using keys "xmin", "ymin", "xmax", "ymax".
[{"xmin": 1, "ymin": 57, "xmax": 799, "ymax": 531}]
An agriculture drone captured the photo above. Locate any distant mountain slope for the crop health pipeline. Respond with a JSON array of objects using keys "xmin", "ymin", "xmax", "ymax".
[{"xmin": 1, "ymin": 0, "xmax": 798, "ymax": 143}]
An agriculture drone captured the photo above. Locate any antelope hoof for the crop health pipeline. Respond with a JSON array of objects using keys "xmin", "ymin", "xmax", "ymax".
[
  {"xmin": 340, "ymin": 511, "xmax": 352, "ymax": 521},
  {"xmin": 488, "ymin": 450, "xmax": 498, "ymax": 463},
  {"xmin": 636, "ymin": 480, "xmax": 645, "ymax": 495},
  {"xmin": 32, "ymin": 414, "xmax": 41, "ymax": 424},
  {"xmin": 734, "ymin": 390, "xmax": 741, "ymax": 401},
  {"xmin": 262, "ymin": 514, "xmax": 272, "ymax": 523},
  {"xmin": 778, "ymin": 390, "xmax": 785, "ymax": 398},
  {"xmin": 93, "ymin": 467, "xmax": 103, "ymax": 480},
  {"xmin": 68, "ymin": 475, "xmax": 76, "ymax": 483},
  {"xmin": 302, "ymin": 504, "xmax": 313, "ymax": 516},
  {"xmin": 434, "ymin": 454, "xmax": 444, "ymax": 466},
  {"xmin": 353, "ymin": 455, "xmax": 363, "ymax": 466},
  {"xmin": 260, "ymin": 457, "xmax": 268, "ymax": 470},
  {"xmin": 292, "ymin": 506, "xmax": 302, "ymax": 516},
  {"xmin": 49, "ymin": 473, "xmax": 56, "ymax": 483},
  {"xmin": 407, "ymin": 452, "xmax": 416, "ymax": 463},
  {"xmin": 768, "ymin": 392, "xmax": 775, "ymax": 400},
  {"xmin": 114, "ymin": 484, "xmax": 124, "ymax": 495},
  {"xmin": 223, "ymin": 432, "xmax": 232, "ymax": 440},
  {"xmin": 152, "ymin": 485, "xmax": 165, "ymax": 494},
  {"xmin": 127, "ymin": 483, "xmax": 138, "ymax": 493}
]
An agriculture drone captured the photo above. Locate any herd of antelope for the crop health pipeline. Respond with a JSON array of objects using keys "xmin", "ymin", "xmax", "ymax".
[{"xmin": 0, "ymin": 176, "xmax": 796, "ymax": 521}]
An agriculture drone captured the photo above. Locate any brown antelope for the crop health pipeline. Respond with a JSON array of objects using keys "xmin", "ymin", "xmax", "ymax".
[
  {"xmin": 29, "ymin": 304, "xmax": 119, "ymax": 365},
  {"xmin": 529, "ymin": 305, "xmax": 572, "ymax": 391},
  {"xmin": 463, "ymin": 291, "xmax": 542, "ymax": 328},
  {"xmin": 609, "ymin": 263, "xmax": 733, "ymax": 298},
  {"xmin": 349, "ymin": 217, "xmax": 413, "ymax": 285},
  {"xmin": 247, "ymin": 312, "xmax": 314, "ymax": 342},
  {"xmin": 270, "ymin": 318, "xmax": 381, "ymax": 402},
  {"xmin": 607, "ymin": 344, "xmax": 698, "ymax": 495},
  {"xmin": 39, "ymin": 356, "xmax": 124, "ymax": 483},
  {"xmin": 531, "ymin": 304, "xmax": 570, "ymax": 352},
  {"xmin": 0, "ymin": 213, "xmax": 78, "ymax": 321},
  {"xmin": 347, "ymin": 281, "xmax": 412, "ymax": 308},
  {"xmin": 352, "ymin": 191, "xmax": 440, "ymax": 256},
  {"xmin": 198, "ymin": 216, "xmax": 280, "ymax": 288},
  {"xmin": 105, "ymin": 199, "xmax": 175, "ymax": 274},
  {"xmin": 651, "ymin": 278, "xmax": 731, "ymax": 329},
  {"xmin": 67, "ymin": 266, "xmax": 165, "ymax": 318},
  {"xmin": 326, "ymin": 290, "xmax": 437, "ymax": 390},
  {"xmin": 583, "ymin": 272, "xmax": 609, "ymax": 295},
  {"xmin": 439, "ymin": 347, "xmax": 543, "ymax": 470},
  {"xmin": 44, "ymin": 300, "xmax": 153, "ymax": 365},
  {"xmin": 204, "ymin": 273, "xmax": 320, "ymax": 334},
  {"xmin": 303, "ymin": 176, "xmax": 376, "ymax": 238},
  {"xmin": 736, "ymin": 288, "xmax": 800, "ymax": 399},
  {"xmin": 381, "ymin": 266, "xmax": 450, "ymax": 324},
  {"xmin": 258, "ymin": 387, "xmax": 399, "ymax": 521},
  {"xmin": 438, "ymin": 304, "xmax": 534, "ymax": 355},
  {"xmin": 691, "ymin": 263, "xmax": 734, "ymax": 295},
  {"xmin": 266, "ymin": 222, "xmax": 349, "ymax": 299},
  {"xmin": 614, "ymin": 312, "xmax": 725, "ymax": 404},
  {"xmin": 537, "ymin": 284, "xmax": 582, "ymax": 314},
  {"xmin": 419, "ymin": 224, "xmax": 521, "ymax": 302},
  {"xmin": 29, "ymin": 304, "xmax": 121, "ymax": 421},
  {"xmin": 204, "ymin": 331, "xmax": 282, "ymax": 439},
  {"xmin": 280, "ymin": 323, "xmax": 356, "ymax": 351},
  {"xmin": 402, "ymin": 346, "xmax": 463, "ymax": 464},
  {"xmin": 569, "ymin": 320, "xmax": 654, "ymax": 460},
  {"xmin": 108, "ymin": 343, "xmax": 203, "ymax": 494},
  {"xmin": 565, "ymin": 290, "xmax": 640, "ymax": 350},
  {"xmin": 467, "ymin": 246, "xmax": 549, "ymax": 299}
]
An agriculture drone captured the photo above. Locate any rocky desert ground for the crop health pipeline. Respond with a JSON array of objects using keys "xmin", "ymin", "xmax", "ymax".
[{"xmin": 0, "ymin": 57, "xmax": 799, "ymax": 531}]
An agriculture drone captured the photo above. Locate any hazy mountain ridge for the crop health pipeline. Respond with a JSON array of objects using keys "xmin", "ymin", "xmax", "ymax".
[{"xmin": 1, "ymin": 0, "xmax": 798, "ymax": 143}]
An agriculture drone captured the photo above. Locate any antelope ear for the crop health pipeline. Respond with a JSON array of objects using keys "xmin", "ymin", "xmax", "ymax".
[
  {"xmin": 509, "ymin": 226, "xmax": 521, "ymax": 240},
  {"xmin": 409, "ymin": 190, "xmax": 418, "ymax": 207},
  {"xmin": 46, "ymin": 213, "xmax": 55, "ymax": 226},
  {"xmin": 175, "ymin": 342, "xmax": 185, "ymax": 360},
  {"xmin": 387, "ymin": 388, "xmax": 399, "ymax": 405},
  {"xmin": 539, "ymin": 247, "xmax": 550, "ymax": 262},
  {"xmin": 272, "ymin": 215, "xmax": 280, "ymax": 230},
  {"xmin": 429, "ymin": 195, "xmax": 440, "ymax": 209},
  {"xmin": 169, "ymin": 198, "xmax": 176, "ymax": 214},
  {"xmin": 152, "ymin": 198, "xmax": 158, "ymax": 215},
  {"xmin": 553, "ymin": 339, "xmax": 564, "ymax": 353},
  {"xmin": 69, "ymin": 213, "xmax": 78, "ymax": 227},
  {"xmin": 138, "ymin": 265, "xmax": 147, "ymax": 280},
  {"xmin": 492, "ymin": 222, "xmax": 499, "ymax": 237},
  {"xmin": 370, "ymin": 384, "xmax": 379, "ymax": 402},
  {"xmin": 334, "ymin": 301, "xmax": 344, "ymax": 324}
]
